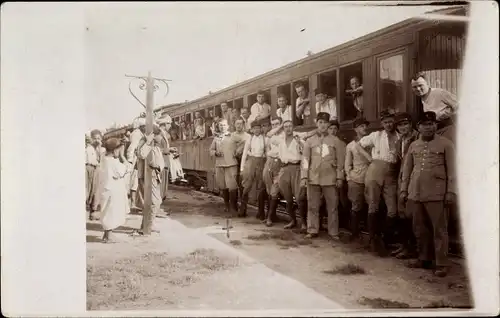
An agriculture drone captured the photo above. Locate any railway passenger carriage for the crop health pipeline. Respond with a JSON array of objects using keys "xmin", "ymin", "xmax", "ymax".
[{"xmin": 104, "ymin": 5, "xmax": 468, "ymax": 255}]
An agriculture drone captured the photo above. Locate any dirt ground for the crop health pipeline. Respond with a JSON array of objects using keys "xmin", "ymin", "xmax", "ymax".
[{"xmin": 87, "ymin": 186, "xmax": 473, "ymax": 312}]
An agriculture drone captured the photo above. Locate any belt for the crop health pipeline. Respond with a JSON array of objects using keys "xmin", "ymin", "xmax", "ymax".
[
  {"xmin": 282, "ymin": 161, "xmax": 300, "ymax": 167},
  {"xmin": 86, "ymin": 164, "xmax": 97, "ymax": 168},
  {"xmin": 249, "ymin": 155, "xmax": 266, "ymax": 159},
  {"xmin": 268, "ymin": 156, "xmax": 280, "ymax": 161}
]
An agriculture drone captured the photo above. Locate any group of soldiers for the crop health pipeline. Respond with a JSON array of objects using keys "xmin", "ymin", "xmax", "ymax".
[{"xmin": 209, "ymin": 72, "xmax": 458, "ymax": 278}]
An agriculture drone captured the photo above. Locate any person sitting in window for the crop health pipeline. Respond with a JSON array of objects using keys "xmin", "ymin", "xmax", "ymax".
[
  {"xmin": 240, "ymin": 107, "xmax": 251, "ymax": 132},
  {"xmin": 248, "ymin": 91, "xmax": 271, "ymax": 127},
  {"xmin": 193, "ymin": 117, "xmax": 206, "ymax": 139},
  {"xmin": 276, "ymin": 93, "xmax": 292, "ymax": 123},
  {"xmin": 294, "ymin": 82, "xmax": 310, "ymax": 125},
  {"xmin": 179, "ymin": 121, "xmax": 187, "ymax": 141},
  {"xmin": 210, "ymin": 110, "xmax": 222, "ymax": 136},
  {"xmin": 221, "ymin": 102, "xmax": 234, "ymax": 127},
  {"xmin": 346, "ymin": 76, "xmax": 364, "ymax": 117},
  {"xmin": 230, "ymin": 107, "xmax": 240, "ymax": 132},
  {"xmin": 185, "ymin": 121, "xmax": 193, "ymax": 140},
  {"xmin": 315, "ymin": 88, "xmax": 338, "ymax": 121}
]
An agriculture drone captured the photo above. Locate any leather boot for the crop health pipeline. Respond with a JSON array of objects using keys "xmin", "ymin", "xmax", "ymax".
[
  {"xmin": 298, "ymin": 199, "xmax": 308, "ymax": 233},
  {"xmin": 256, "ymin": 190, "xmax": 266, "ymax": 220},
  {"xmin": 383, "ymin": 216, "xmax": 397, "ymax": 248},
  {"xmin": 284, "ymin": 201, "xmax": 297, "ymax": 229},
  {"xmin": 222, "ymin": 189, "xmax": 230, "ymax": 213},
  {"xmin": 350, "ymin": 210, "xmax": 360, "ymax": 242},
  {"xmin": 229, "ymin": 190, "xmax": 239, "ymax": 217},
  {"xmin": 238, "ymin": 192, "xmax": 249, "ymax": 218},
  {"xmin": 266, "ymin": 198, "xmax": 279, "ymax": 227},
  {"xmin": 396, "ymin": 219, "xmax": 418, "ymax": 259},
  {"xmin": 366, "ymin": 213, "xmax": 377, "ymax": 251}
]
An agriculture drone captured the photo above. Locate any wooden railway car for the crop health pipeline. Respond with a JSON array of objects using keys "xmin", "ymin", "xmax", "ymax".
[{"xmin": 104, "ymin": 5, "xmax": 469, "ymax": 255}]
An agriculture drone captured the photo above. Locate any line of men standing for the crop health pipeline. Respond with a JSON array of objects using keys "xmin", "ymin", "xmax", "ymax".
[{"xmin": 209, "ymin": 72, "xmax": 458, "ymax": 278}]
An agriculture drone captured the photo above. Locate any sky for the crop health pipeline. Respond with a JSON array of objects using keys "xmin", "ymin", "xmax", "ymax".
[{"xmin": 84, "ymin": 2, "xmax": 451, "ymax": 132}]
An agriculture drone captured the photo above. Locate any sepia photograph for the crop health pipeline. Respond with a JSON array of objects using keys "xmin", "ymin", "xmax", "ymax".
[
  {"xmin": 84, "ymin": 1, "xmax": 472, "ymax": 313},
  {"xmin": 1, "ymin": 1, "xmax": 498, "ymax": 317}
]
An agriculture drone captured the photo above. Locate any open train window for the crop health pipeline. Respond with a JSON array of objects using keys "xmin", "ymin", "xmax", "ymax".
[
  {"xmin": 377, "ymin": 50, "xmax": 406, "ymax": 115},
  {"xmin": 292, "ymin": 79, "xmax": 310, "ymax": 127},
  {"xmin": 317, "ymin": 70, "xmax": 338, "ymax": 121},
  {"xmin": 246, "ymin": 89, "xmax": 271, "ymax": 121},
  {"xmin": 339, "ymin": 62, "xmax": 363, "ymax": 121},
  {"xmin": 277, "ymin": 83, "xmax": 292, "ymax": 121}
]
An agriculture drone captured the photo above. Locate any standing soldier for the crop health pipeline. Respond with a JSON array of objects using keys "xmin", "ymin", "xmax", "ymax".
[
  {"xmin": 357, "ymin": 110, "xmax": 400, "ymax": 256},
  {"xmin": 301, "ymin": 112, "xmax": 346, "ymax": 241},
  {"xmin": 272, "ymin": 120, "xmax": 317, "ymax": 230},
  {"xmin": 239, "ymin": 119, "xmax": 268, "ymax": 219},
  {"xmin": 233, "ymin": 118, "xmax": 251, "ymax": 204},
  {"xmin": 391, "ymin": 112, "xmax": 419, "ymax": 259},
  {"xmin": 400, "ymin": 111, "xmax": 456, "ymax": 277},
  {"xmin": 345, "ymin": 117, "xmax": 372, "ymax": 241},
  {"xmin": 209, "ymin": 119, "xmax": 246, "ymax": 216},
  {"xmin": 127, "ymin": 118, "xmax": 146, "ymax": 210},
  {"xmin": 262, "ymin": 116, "xmax": 284, "ymax": 226}
]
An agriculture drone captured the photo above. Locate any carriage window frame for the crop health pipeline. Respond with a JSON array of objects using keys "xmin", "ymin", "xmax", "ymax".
[{"xmin": 376, "ymin": 47, "xmax": 408, "ymax": 117}]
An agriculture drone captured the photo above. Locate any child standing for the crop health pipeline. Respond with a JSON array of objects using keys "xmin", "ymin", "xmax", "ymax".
[{"xmin": 96, "ymin": 138, "xmax": 133, "ymax": 243}]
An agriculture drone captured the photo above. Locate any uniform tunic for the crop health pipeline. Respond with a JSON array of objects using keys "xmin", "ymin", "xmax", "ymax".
[
  {"xmin": 138, "ymin": 141, "xmax": 166, "ymax": 217},
  {"xmin": 400, "ymin": 135, "xmax": 456, "ymax": 266},
  {"xmin": 396, "ymin": 130, "xmax": 419, "ymax": 217},
  {"xmin": 359, "ymin": 130, "xmax": 400, "ymax": 216},
  {"xmin": 302, "ymin": 132, "xmax": 346, "ymax": 236},
  {"xmin": 210, "ymin": 132, "xmax": 246, "ymax": 191}
]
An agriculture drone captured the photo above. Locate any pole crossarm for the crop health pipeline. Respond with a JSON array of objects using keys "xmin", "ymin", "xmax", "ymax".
[
  {"xmin": 126, "ymin": 74, "xmax": 171, "ymax": 109},
  {"xmin": 125, "ymin": 74, "xmax": 172, "ymax": 81}
]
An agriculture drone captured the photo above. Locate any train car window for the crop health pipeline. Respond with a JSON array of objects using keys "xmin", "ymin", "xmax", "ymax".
[
  {"xmin": 292, "ymin": 79, "xmax": 310, "ymax": 127},
  {"xmin": 377, "ymin": 53, "xmax": 405, "ymax": 115},
  {"xmin": 339, "ymin": 63, "xmax": 363, "ymax": 121},
  {"xmin": 277, "ymin": 83, "xmax": 292, "ymax": 123},
  {"xmin": 317, "ymin": 70, "xmax": 338, "ymax": 121}
]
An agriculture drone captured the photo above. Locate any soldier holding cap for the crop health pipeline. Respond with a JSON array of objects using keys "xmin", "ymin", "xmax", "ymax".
[
  {"xmin": 301, "ymin": 112, "xmax": 346, "ymax": 241},
  {"xmin": 345, "ymin": 117, "xmax": 372, "ymax": 241},
  {"xmin": 239, "ymin": 118, "xmax": 268, "ymax": 218},
  {"xmin": 400, "ymin": 111, "xmax": 456, "ymax": 277},
  {"xmin": 392, "ymin": 112, "xmax": 419, "ymax": 259},
  {"xmin": 357, "ymin": 109, "xmax": 400, "ymax": 256}
]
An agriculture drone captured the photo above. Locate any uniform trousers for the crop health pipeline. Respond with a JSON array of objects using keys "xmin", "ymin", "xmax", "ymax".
[
  {"xmin": 242, "ymin": 156, "xmax": 266, "ymax": 195},
  {"xmin": 307, "ymin": 185, "xmax": 339, "ymax": 236},
  {"xmin": 263, "ymin": 157, "xmax": 282, "ymax": 199},
  {"xmin": 408, "ymin": 200, "xmax": 449, "ymax": 267},
  {"xmin": 215, "ymin": 165, "xmax": 239, "ymax": 190},
  {"xmin": 347, "ymin": 181, "xmax": 366, "ymax": 213},
  {"xmin": 86, "ymin": 164, "xmax": 97, "ymax": 210},
  {"xmin": 365, "ymin": 160, "xmax": 398, "ymax": 216}
]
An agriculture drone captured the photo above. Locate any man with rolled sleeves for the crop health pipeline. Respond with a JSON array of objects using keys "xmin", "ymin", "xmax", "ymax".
[
  {"xmin": 391, "ymin": 112, "xmax": 419, "ymax": 259},
  {"xmin": 267, "ymin": 119, "xmax": 317, "ymax": 229},
  {"xmin": 400, "ymin": 111, "xmax": 456, "ymax": 277},
  {"xmin": 301, "ymin": 112, "xmax": 346, "ymax": 241},
  {"xmin": 357, "ymin": 110, "xmax": 400, "ymax": 256},
  {"xmin": 239, "ymin": 119, "xmax": 268, "ymax": 219},
  {"xmin": 345, "ymin": 117, "xmax": 372, "ymax": 241},
  {"xmin": 209, "ymin": 119, "xmax": 245, "ymax": 216}
]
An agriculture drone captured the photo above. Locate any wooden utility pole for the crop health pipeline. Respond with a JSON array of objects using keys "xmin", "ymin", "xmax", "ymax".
[{"xmin": 140, "ymin": 71, "xmax": 155, "ymax": 235}]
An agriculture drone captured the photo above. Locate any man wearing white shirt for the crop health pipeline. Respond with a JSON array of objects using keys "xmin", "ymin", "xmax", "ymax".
[
  {"xmin": 276, "ymin": 93, "xmax": 293, "ymax": 123},
  {"xmin": 248, "ymin": 91, "xmax": 271, "ymax": 127},
  {"xmin": 239, "ymin": 119, "xmax": 268, "ymax": 218},
  {"xmin": 315, "ymin": 88, "xmax": 338, "ymax": 121},
  {"xmin": 357, "ymin": 110, "xmax": 400, "ymax": 256},
  {"xmin": 411, "ymin": 72, "xmax": 458, "ymax": 144}
]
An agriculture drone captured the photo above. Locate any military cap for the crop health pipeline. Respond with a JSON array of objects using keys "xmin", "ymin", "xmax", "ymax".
[
  {"xmin": 104, "ymin": 137, "xmax": 121, "ymax": 152},
  {"xmin": 353, "ymin": 117, "xmax": 369, "ymax": 128},
  {"xmin": 329, "ymin": 120, "xmax": 340, "ymax": 128},
  {"xmin": 379, "ymin": 109, "xmax": 395, "ymax": 120},
  {"xmin": 314, "ymin": 88, "xmax": 327, "ymax": 96},
  {"xmin": 316, "ymin": 111, "xmax": 330, "ymax": 122},
  {"xmin": 418, "ymin": 111, "xmax": 437, "ymax": 124},
  {"xmin": 395, "ymin": 112, "xmax": 412, "ymax": 124},
  {"xmin": 133, "ymin": 117, "xmax": 146, "ymax": 128}
]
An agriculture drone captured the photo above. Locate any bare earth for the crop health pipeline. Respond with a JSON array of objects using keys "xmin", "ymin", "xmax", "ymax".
[{"xmin": 87, "ymin": 186, "xmax": 473, "ymax": 312}]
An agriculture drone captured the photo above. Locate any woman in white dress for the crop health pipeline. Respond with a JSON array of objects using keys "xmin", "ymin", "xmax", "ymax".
[{"xmin": 95, "ymin": 137, "xmax": 133, "ymax": 243}]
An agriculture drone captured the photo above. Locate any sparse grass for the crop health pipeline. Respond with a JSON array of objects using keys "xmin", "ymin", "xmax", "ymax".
[
  {"xmin": 322, "ymin": 263, "xmax": 366, "ymax": 275},
  {"xmin": 87, "ymin": 249, "xmax": 240, "ymax": 310},
  {"xmin": 358, "ymin": 296, "xmax": 410, "ymax": 309}
]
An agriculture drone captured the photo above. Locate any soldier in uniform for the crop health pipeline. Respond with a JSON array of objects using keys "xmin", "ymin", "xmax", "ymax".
[
  {"xmin": 345, "ymin": 117, "xmax": 372, "ymax": 241},
  {"xmin": 357, "ymin": 110, "xmax": 400, "ymax": 256},
  {"xmin": 233, "ymin": 118, "xmax": 251, "ymax": 204},
  {"xmin": 391, "ymin": 112, "xmax": 419, "ymax": 259},
  {"xmin": 209, "ymin": 119, "xmax": 246, "ymax": 216},
  {"xmin": 239, "ymin": 119, "xmax": 268, "ymax": 218},
  {"xmin": 400, "ymin": 111, "xmax": 456, "ymax": 277},
  {"xmin": 301, "ymin": 112, "xmax": 346, "ymax": 241}
]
